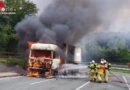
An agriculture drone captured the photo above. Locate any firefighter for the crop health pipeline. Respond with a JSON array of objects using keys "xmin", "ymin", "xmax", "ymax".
[
  {"xmin": 104, "ymin": 60, "xmax": 111, "ymax": 83},
  {"xmin": 97, "ymin": 60, "xmax": 105, "ymax": 83},
  {"xmin": 88, "ymin": 60, "xmax": 97, "ymax": 82}
]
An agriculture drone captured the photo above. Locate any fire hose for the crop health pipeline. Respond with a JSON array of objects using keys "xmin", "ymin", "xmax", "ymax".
[{"xmin": 110, "ymin": 72, "xmax": 130, "ymax": 85}]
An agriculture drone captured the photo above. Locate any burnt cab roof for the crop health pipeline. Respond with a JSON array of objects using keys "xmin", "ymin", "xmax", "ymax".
[{"xmin": 31, "ymin": 43, "xmax": 58, "ymax": 51}]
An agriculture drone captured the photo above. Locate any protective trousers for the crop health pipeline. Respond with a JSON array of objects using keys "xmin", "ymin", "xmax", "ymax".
[
  {"xmin": 97, "ymin": 73, "xmax": 103, "ymax": 82},
  {"xmin": 104, "ymin": 70, "xmax": 109, "ymax": 82},
  {"xmin": 89, "ymin": 71, "xmax": 96, "ymax": 81}
]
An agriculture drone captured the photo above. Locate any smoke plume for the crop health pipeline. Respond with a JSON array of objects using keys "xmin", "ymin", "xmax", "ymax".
[
  {"xmin": 15, "ymin": 0, "xmax": 100, "ymax": 48},
  {"xmin": 15, "ymin": 0, "xmax": 130, "ymax": 62}
]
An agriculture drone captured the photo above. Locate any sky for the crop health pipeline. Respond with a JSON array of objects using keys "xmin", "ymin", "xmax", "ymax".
[
  {"xmin": 30, "ymin": 0, "xmax": 52, "ymax": 14},
  {"xmin": 29, "ymin": 0, "xmax": 130, "ymax": 33}
]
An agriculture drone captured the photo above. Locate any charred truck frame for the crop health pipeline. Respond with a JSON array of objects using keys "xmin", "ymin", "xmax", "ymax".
[{"xmin": 26, "ymin": 43, "xmax": 81, "ymax": 77}]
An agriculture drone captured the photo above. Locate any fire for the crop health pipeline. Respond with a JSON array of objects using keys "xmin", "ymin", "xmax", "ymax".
[
  {"xmin": 26, "ymin": 58, "xmax": 53, "ymax": 77},
  {"xmin": 60, "ymin": 58, "xmax": 62, "ymax": 64},
  {"xmin": 27, "ymin": 41, "xmax": 33, "ymax": 47},
  {"xmin": 26, "ymin": 42, "xmax": 62, "ymax": 77},
  {"xmin": 33, "ymin": 60, "xmax": 42, "ymax": 67},
  {"xmin": 128, "ymin": 62, "xmax": 130, "ymax": 66},
  {"xmin": 26, "ymin": 70, "xmax": 39, "ymax": 77},
  {"xmin": 26, "ymin": 50, "xmax": 53, "ymax": 77},
  {"xmin": 26, "ymin": 60, "xmax": 40, "ymax": 77},
  {"xmin": 27, "ymin": 41, "xmax": 40, "ymax": 47},
  {"xmin": 31, "ymin": 50, "xmax": 51, "ymax": 59}
]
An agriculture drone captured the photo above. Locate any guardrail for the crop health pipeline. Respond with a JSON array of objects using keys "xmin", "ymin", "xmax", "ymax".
[
  {"xmin": 112, "ymin": 67, "xmax": 130, "ymax": 70},
  {"xmin": 0, "ymin": 52, "xmax": 26, "ymax": 59},
  {"xmin": 112, "ymin": 65, "xmax": 130, "ymax": 70},
  {"xmin": 111, "ymin": 65, "xmax": 129, "ymax": 68}
]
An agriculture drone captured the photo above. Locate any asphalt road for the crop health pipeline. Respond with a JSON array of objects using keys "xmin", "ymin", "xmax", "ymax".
[{"xmin": 0, "ymin": 72, "xmax": 129, "ymax": 90}]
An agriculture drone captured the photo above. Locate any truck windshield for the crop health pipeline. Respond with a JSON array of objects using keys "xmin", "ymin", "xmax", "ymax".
[{"xmin": 31, "ymin": 50, "xmax": 51, "ymax": 58}]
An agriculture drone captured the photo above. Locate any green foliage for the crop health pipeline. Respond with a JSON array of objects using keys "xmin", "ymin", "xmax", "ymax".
[
  {"xmin": 107, "ymin": 36, "xmax": 126, "ymax": 50},
  {"xmin": 0, "ymin": 58, "xmax": 27, "ymax": 67},
  {"xmin": 0, "ymin": 0, "xmax": 38, "ymax": 52},
  {"xmin": 86, "ymin": 37, "xmax": 130, "ymax": 63},
  {"xmin": 111, "ymin": 68, "xmax": 130, "ymax": 74},
  {"xmin": 105, "ymin": 47, "xmax": 130, "ymax": 63},
  {"xmin": 86, "ymin": 42, "xmax": 105, "ymax": 62}
]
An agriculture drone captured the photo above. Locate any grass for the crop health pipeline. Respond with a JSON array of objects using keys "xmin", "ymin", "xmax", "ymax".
[
  {"xmin": 111, "ymin": 68, "xmax": 130, "ymax": 74},
  {"xmin": 0, "ymin": 58, "xmax": 27, "ymax": 68}
]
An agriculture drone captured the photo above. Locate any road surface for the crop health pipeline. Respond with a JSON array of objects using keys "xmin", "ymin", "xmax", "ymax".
[{"xmin": 0, "ymin": 72, "xmax": 129, "ymax": 90}]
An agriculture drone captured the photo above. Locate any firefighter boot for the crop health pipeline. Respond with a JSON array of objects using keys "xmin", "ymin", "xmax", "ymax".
[{"xmin": 94, "ymin": 78, "xmax": 96, "ymax": 82}]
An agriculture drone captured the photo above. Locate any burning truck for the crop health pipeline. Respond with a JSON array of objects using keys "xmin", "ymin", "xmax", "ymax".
[{"xmin": 26, "ymin": 42, "xmax": 81, "ymax": 77}]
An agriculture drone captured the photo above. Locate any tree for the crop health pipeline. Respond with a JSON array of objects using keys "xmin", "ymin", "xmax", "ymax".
[
  {"xmin": 84, "ymin": 36, "xmax": 130, "ymax": 64},
  {"xmin": 107, "ymin": 36, "xmax": 126, "ymax": 50},
  {"xmin": 85, "ymin": 42, "xmax": 105, "ymax": 62},
  {"xmin": 105, "ymin": 47, "xmax": 130, "ymax": 63},
  {"xmin": 0, "ymin": 0, "xmax": 38, "ymax": 52}
]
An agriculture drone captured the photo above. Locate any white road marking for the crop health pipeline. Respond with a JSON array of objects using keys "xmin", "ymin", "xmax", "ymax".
[
  {"xmin": 122, "ymin": 76, "xmax": 130, "ymax": 90},
  {"xmin": 30, "ymin": 79, "xmax": 54, "ymax": 85},
  {"xmin": 75, "ymin": 81, "xmax": 90, "ymax": 90},
  {"xmin": 0, "ymin": 76, "xmax": 22, "ymax": 81}
]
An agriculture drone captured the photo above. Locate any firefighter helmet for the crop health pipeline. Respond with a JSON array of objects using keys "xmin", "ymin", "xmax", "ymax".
[
  {"xmin": 104, "ymin": 60, "xmax": 107, "ymax": 63},
  {"xmin": 101, "ymin": 61, "xmax": 104, "ymax": 64},
  {"xmin": 91, "ymin": 60, "xmax": 95, "ymax": 63}
]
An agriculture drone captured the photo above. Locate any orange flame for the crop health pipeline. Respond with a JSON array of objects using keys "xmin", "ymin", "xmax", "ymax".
[
  {"xmin": 60, "ymin": 58, "xmax": 62, "ymax": 64},
  {"xmin": 27, "ymin": 41, "xmax": 34, "ymax": 47},
  {"xmin": 26, "ymin": 58, "xmax": 52, "ymax": 77},
  {"xmin": 26, "ymin": 42, "xmax": 61, "ymax": 77},
  {"xmin": 26, "ymin": 70, "xmax": 39, "ymax": 77},
  {"xmin": 128, "ymin": 62, "xmax": 130, "ymax": 66},
  {"xmin": 27, "ymin": 41, "xmax": 40, "ymax": 47}
]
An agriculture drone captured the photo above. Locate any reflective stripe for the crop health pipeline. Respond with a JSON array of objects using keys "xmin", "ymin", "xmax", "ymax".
[
  {"xmin": 99, "ymin": 66, "xmax": 104, "ymax": 70},
  {"xmin": 99, "ymin": 65, "xmax": 104, "ymax": 70},
  {"xmin": 97, "ymin": 64, "xmax": 105, "ymax": 74}
]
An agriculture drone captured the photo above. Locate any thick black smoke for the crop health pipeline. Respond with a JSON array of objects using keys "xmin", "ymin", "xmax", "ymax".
[{"xmin": 15, "ymin": 0, "xmax": 100, "ymax": 48}]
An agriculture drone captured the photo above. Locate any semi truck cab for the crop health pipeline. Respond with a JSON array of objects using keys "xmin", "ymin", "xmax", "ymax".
[{"xmin": 26, "ymin": 43, "xmax": 61, "ymax": 77}]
